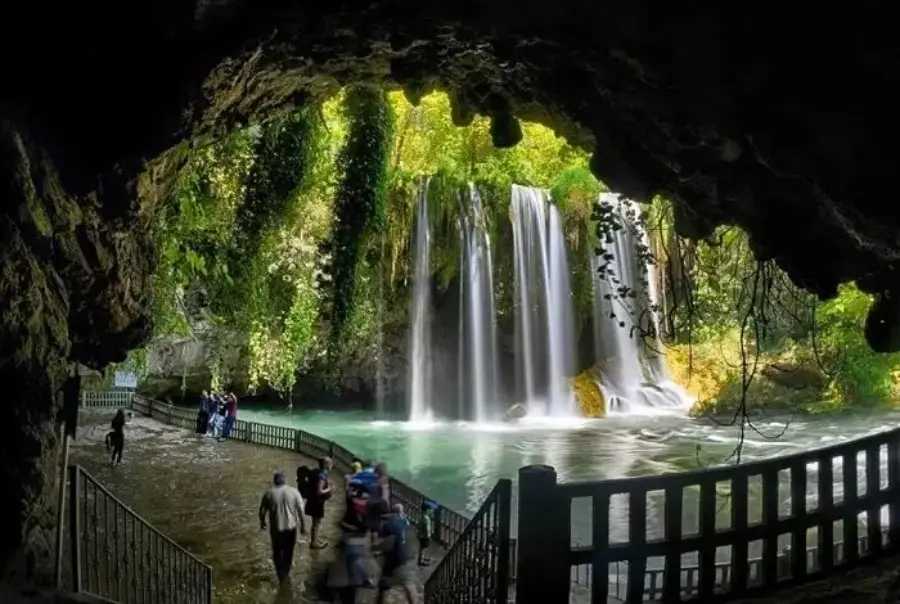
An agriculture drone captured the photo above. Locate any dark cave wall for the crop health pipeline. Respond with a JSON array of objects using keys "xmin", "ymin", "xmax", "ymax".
[
  {"xmin": 6, "ymin": 2, "xmax": 900, "ymax": 307},
  {"xmin": 0, "ymin": 120, "xmax": 152, "ymax": 582},
  {"xmin": 0, "ymin": 0, "xmax": 899, "ymax": 585}
]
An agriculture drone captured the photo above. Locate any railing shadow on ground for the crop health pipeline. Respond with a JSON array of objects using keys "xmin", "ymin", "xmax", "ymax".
[
  {"xmin": 83, "ymin": 390, "xmax": 514, "ymax": 603},
  {"xmin": 63, "ymin": 463, "xmax": 213, "ymax": 604}
]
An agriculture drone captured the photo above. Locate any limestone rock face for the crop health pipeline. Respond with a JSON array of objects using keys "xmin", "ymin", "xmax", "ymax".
[
  {"xmin": 2, "ymin": 0, "xmax": 900, "ymax": 586},
  {"xmin": 0, "ymin": 121, "xmax": 151, "ymax": 583}
]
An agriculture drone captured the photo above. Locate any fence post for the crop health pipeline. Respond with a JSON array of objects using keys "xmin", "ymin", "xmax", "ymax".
[
  {"xmin": 496, "ymin": 478, "xmax": 512, "ymax": 604},
  {"xmin": 516, "ymin": 465, "xmax": 568, "ymax": 604},
  {"xmin": 889, "ymin": 435, "xmax": 900, "ymax": 548},
  {"xmin": 68, "ymin": 465, "xmax": 82, "ymax": 593}
]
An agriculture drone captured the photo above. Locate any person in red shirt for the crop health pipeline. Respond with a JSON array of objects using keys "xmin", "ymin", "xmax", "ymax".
[{"xmin": 222, "ymin": 393, "xmax": 238, "ymax": 438}]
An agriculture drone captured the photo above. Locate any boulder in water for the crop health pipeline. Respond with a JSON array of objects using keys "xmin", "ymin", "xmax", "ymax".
[{"xmin": 504, "ymin": 403, "xmax": 528, "ymax": 422}]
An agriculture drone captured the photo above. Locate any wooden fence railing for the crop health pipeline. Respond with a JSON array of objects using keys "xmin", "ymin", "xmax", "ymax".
[
  {"xmin": 516, "ymin": 427, "xmax": 900, "ymax": 603},
  {"xmin": 65, "ymin": 464, "xmax": 212, "ymax": 604}
]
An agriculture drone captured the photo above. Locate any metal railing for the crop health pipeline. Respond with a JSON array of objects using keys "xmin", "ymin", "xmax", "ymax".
[
  {"xmin": 85, "ymin": 391, "xmax": 900, "ymax": 603},
  {"xmin": 424, "ymin": 479, "xmax": 513, "ymax": 604},
  {"xmin": 517, "ymin": 425, "xmax": 900, "ymax": 604},
  {"xmin": 66, "ymin": 464, "xmax": 212, "ymax": 604},
  {"xmin": 82, "ymin": 390, "xmax": 134, "ymax": 409}
]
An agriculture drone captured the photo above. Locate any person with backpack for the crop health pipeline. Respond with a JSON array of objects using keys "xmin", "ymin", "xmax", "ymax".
[{"xmin": 298, "ymin": 457, "xmax": 333, "ymax": 549}]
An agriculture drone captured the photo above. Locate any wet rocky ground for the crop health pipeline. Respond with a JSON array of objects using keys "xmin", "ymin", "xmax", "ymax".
[{"xmin": 70, "ymin": 412, "xmax": 439, "ymax": 604}]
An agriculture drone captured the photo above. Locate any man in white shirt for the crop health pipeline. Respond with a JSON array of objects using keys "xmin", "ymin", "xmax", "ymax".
[{"xmin": 259, "ymin": 470, "xmax": 307, "ymax": 584}]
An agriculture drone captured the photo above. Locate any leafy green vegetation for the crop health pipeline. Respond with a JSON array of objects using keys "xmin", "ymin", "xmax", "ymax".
[
  {"xmin": 129, "ymin": 86, "xmax": 900, "ymax": 416},
  {"xmin": 653, "ymin": 211, "xmax": 900, "ymax": 415},
  {"xmin": 330, "ymin": 86, "xmax": 394, "ymax": 338}
]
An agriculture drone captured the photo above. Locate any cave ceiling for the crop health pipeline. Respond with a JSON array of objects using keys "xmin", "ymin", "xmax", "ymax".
[{"xmin": 3, "ymin": 1, "xmax": 900, "ymax": 355}]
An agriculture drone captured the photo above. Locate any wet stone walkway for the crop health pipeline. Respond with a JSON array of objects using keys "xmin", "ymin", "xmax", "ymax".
[{"xmin": 71, "ymin": 412, "xmax": 437, "ymax": 604}]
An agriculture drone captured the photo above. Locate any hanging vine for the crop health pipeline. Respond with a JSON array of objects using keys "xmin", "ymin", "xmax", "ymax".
[{"xmin": 329, "ymin": 85, "xmax": 394, "ymax": 339}]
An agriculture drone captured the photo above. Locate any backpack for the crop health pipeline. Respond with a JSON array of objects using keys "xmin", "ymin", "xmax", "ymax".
[
  {"xmin": 348, "ymin": 468, "xmax": 379, "ymax": 496},
  {"xmin": 297, "ymin": 466, "xmax": 317, "ymax": 500}
]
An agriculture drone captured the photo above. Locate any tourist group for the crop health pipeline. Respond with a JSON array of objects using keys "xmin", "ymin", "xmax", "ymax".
[
  {"xmin": 260, "ymin": 456, "xmax": 438, "ymax": 604},
  {"xmin": 194, "ymin": 390, "xmax": 239, "ymax": 439}
]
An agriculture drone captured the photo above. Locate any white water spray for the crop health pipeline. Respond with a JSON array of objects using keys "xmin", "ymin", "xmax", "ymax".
[
  {"xmin": 510, "ymin": 185, "xmax": 576, "ymax": 416},
  {"xmin": 591, "ymin": 193, "xmax": 693, "ymax": 413},
  {"xmin": 459, "ymin": 185, "xmax": 501, "ymax": 422},
  {"xmin": 407, "ymin": 182, "xmax": 433, "ymax": 422}
]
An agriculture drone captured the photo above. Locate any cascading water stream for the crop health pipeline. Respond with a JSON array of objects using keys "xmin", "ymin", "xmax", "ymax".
[
  {"xmin": 510, "ymin": 185, "xmax": 576, "ymax": 416},
  {"xmin": 407, "ymin": 182, "xmax": 433, "ymax": 422},
  {"xmin": 592, "ymin": 192, "xmax": 693, "ymax": 413},
  {"xmin": 458, "ymin": 185, "xmax": 500, "ymax": 422}
]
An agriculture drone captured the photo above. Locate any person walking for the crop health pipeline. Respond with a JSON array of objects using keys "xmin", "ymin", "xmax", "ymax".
[
  {"xmin": 259, "ymin": 470, "xmax": 307, "ymax": 585},
  {"xmin": 376, "ymin": 503, "xmax": 418, "ymax": 604},
  {"xmin": 306, "ymin": 457, "xmax": 334, "ymax": 549},
  {"xmin": 108, "ymin": 409, "xmax": 126, "ymax": 466}
]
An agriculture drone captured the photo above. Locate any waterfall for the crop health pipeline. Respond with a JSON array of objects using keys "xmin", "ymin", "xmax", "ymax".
[
  {"xmin": 591, "ymin": 192, "xmax": 693, "ymax": 413},
  {"xmin": 407, "ymin": 182, "xmax": 433, "ymax": 422},
  {"xmin": 510, "ymin": 185, "xmax": 577, "ymax": 416},
  {"xmin": 458, "ymin": 185, "xmax": 501, "ymax": 422}
]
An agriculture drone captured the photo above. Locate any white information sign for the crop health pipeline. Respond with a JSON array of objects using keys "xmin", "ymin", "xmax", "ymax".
[{"xmin": 114, "ymin": 371, "xmax": 139, "ymax": 389}]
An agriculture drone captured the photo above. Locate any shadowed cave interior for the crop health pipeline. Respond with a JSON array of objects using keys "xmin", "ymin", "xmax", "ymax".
[{"xmin": 2, "ymin": 1, "xmax": 900, "ymax": 595}]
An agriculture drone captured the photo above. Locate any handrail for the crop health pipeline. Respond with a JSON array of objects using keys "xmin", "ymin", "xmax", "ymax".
[
  {"xmin": 424, "ymin": 478, "xmax": 513, "ymax": 604},
  {"xmin": 558, "ymin": 425, "xmax": 897, "ymax": 496},
  {"xmin": 516, "ymin": 424, "xmax": 900, "ymax": 604},
  {"xmin": 78, "ymin": 464, "xmax": 208, "ymax": 559},
  {"xmin": 84, "ymin": 391, "xmax": 900, "ymax": 604},
  {"xmin": 66, "ymin": 463, "xmax": 213, "ymax": 604}
]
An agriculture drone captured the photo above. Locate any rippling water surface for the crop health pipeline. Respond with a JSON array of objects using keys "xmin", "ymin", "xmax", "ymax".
[{"xmin": 240, "ymin": 405, "xmax": 900, "ymax": 524}]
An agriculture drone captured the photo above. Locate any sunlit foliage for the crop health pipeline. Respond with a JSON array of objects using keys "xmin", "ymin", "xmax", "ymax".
[{"xmin": 136, "ymin": 87, "xmax": 899, "ymax": 416}]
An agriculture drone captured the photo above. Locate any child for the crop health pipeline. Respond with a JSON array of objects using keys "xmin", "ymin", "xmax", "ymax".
[{"xmin": 418, "ymin": 500, "xmax": 435, "ymax": 566}]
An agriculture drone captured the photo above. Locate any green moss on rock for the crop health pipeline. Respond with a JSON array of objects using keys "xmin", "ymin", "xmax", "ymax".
[{"xmin": 572, "ymin": 370, "xmax": 604, "ymax": 417}]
